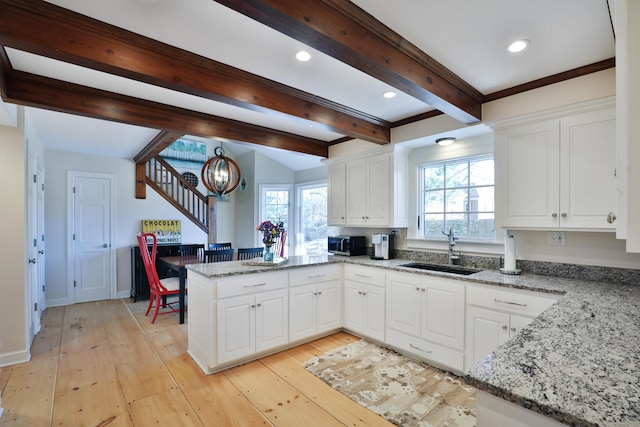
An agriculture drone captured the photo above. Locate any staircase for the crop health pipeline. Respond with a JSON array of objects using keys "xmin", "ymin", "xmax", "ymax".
[{"xmin": 145, "ymin": 156, "xmax": 209, "ymax": 233}]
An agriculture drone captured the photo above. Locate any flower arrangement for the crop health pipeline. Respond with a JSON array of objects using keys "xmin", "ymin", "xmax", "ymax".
[{"xmin": 256, "ymin": 220, "xmax": 285, "ymax": 245}]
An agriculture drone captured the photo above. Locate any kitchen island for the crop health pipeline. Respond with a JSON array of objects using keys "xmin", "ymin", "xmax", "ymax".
[{"xmin": 186, "ymin": 255, "xmax": 640, "ymax": 427}]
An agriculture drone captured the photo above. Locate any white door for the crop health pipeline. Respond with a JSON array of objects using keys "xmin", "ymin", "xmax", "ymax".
[
  {"xmin": 27, "ymin": 150, "xmax": 41, "ymax": 339},
  {"xmin": 465, "ymin": 306, "xmax": 510, "ymax": 369},
  {"xmin": 289, "ymin": 284, "xmax": 317, "ymax": 341},
  {"xmin": 255, "ymin": 289, "xmax": 288, "ymax": 353},
  {"xmin": 69, "ymin": 172, "xmax": 115, "ymax": 303},
  {"xmin": 315, "ymin": 280, "xmax": 341, "ymax": 334},
  {"xmin": 37, "ymin": 163, "xmax": 46, "ymax": 318}
]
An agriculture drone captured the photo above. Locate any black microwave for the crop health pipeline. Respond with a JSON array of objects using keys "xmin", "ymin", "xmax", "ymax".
[{"xmin": 328, "ymin": 236, "xmax": 367, "ymax": 256}]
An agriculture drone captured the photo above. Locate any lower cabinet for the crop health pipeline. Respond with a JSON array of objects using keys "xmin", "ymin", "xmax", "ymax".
[
  {"xmin": 217, "ymin": 289, "xmax": 288, "ymax": 364},
  {"xmin": 465, "ymin": 285, "xmax": 558, "ymax": 369},
  {"xmin": 343, "ymin": 265, "xmax": 386, "ymax": 341},
  {"xmin": 289, "ymin": 265, "xmax": 342, "ymax": 342},
  {"xmin": 386, "ymin": 271, "xmax": 465, "ymax": 372}
]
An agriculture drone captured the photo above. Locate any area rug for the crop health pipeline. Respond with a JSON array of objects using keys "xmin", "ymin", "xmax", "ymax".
[{"xmin": 304, "ymin": 340, "xmax": 477, "ymax": 427}]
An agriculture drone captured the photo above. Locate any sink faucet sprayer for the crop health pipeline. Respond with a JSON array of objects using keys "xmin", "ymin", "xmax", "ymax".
[{"xmin": 442, "ymin": 228, "xmax": 459, "ymax": 265}]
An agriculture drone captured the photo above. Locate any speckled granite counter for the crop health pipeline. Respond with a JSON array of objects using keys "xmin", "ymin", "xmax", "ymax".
[
  {"xmin": 187, "ymin": 255, "xmax": 640, "ymax": 426},
  {"xmin": 186, "ymin": 254, "xmax": 341, "ymax": 278}
]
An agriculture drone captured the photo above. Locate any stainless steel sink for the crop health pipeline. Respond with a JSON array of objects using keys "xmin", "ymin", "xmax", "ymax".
[{"xmin": 399, "ymin": 262, "xmax": 480, "ymax": 275}]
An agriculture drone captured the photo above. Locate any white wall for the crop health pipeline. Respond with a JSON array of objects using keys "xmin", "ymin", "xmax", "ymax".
[
  {"xmin": 0, "ymin": 109, "xmax": 28, "ymax": 366},
  {"xmin": 44, "ymin": 150, "xmax": 208, "ymax": 305}
]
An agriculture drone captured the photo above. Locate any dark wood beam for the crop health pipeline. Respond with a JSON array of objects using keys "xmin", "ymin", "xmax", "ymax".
[
  {"xmin": 0, "ymin": 46, "xmax": 12, "ymax": 97},
  {"xmin": 0, "ymin": 0, "xmax": 390, "ymax": 144},
  {"xmin": 4, "ymin": 71, "xmax": 329, "ymax": 158},
  {"xmin": 133, "ymin": 131, "xmax": 184, "ymax": 164},
  {"xmin": 216, "ymin": 0, "xmax": 482, "ymax": 124}
]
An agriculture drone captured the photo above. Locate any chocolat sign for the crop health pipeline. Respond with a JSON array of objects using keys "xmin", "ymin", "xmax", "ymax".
[{"xmin": 142, "ymin": 220, "xmax": 181, "ymax": 244}]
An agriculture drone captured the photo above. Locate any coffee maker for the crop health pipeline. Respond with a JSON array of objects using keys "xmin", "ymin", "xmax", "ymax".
[{"xmin": 371, "ymin": 233, "xmax": 393, "ymax": 260}]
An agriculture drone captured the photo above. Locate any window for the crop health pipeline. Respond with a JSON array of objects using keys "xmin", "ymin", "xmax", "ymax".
[
  {"xmin": 260, "ymin": 185, "xmax": 293, "ymax": 256},
  {"xmin": 296, "ymin": 181, "xmax": 328, "ymax": 255},
  {"xmin": 419, "ymin": 156, "xmax": 494, "ymax": 239}
]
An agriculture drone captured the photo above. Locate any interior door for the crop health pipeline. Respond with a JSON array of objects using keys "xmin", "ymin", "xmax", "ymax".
[
  {"xmin": 70, "ymin": 172, "xmax": 115, "ymax": 303},
  {"xmin": 27, "ymin": 150, "xmax": 41, "ymax": 339}
]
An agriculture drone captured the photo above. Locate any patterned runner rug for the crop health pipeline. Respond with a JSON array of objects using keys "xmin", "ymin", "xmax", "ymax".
[{"xmin": 304, "ymin": 340, "xmax": 477, "ymax": 427}]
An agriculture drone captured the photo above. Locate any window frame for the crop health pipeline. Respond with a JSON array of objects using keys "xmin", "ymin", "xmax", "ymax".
[
  {"xmin": 294, "ymin": 180, "xmax": 328, "ymax": 256},
  {"xmin": 258, "ymin": 184, "xmax": 294, "ymax": 251}
]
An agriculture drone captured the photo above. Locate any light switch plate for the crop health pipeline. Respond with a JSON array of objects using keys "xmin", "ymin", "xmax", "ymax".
[{"xmin": 547, "ymin": 231, "xmax": 566, "ymax": 246}]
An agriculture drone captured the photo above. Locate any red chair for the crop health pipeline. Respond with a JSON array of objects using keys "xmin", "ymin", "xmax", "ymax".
[
  {"xmin": 136, "ymin": 232, "xmax": 183, "ymax": 323},
  {"xmin": 273, "ymin": 230, "xmax": 287, "ymax": 258}
]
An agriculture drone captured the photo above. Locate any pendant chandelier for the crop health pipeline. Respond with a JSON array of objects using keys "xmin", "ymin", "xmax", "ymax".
[{"xmin": 201, "ymin": 145, "xmax": 241, "ymax": 198}]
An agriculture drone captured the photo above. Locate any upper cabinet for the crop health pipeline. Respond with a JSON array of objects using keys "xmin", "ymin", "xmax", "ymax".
[
  {"xmin": 494, "ymin": 100, "xmax": 616, "ymax": 231},
  {"xmin": 327, "ymin": 147, "xmax": 409, "ymax": 228}
]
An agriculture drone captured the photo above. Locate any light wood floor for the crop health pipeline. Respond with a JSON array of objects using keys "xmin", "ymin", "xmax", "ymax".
[{"xmin": 0, "ymin": 299, "xmax": 394, "ymax": 426}]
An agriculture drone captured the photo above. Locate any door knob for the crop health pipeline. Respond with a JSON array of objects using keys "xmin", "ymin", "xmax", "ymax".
[
  {"xmin": 38, "ymin": 250, "xmax": 44, "ymax": 254},
  {"xmin": 102, "ymin": 243, "xmax": 109, "ymax": 248}
]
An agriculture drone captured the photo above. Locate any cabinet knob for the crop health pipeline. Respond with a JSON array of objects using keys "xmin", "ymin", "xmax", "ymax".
[
  {"xmin": 511, "ymin": 327, "xmax": 517, "ymax": 332},
  {"xmin": 607, "ymin": 212, "xmax": 617, "ymax": 224},
  {"xmin": 317, "ymin": 291, "xmax": 322, "ymax": 295},
  {"xmin": 415, "ymin": 287, "xmax": 421, "ymax": 291},
  {"xmin": 257, "ymin": 303, "xmax": 262, "ymax": 307},
  {"xmin": 502, "ymin": 325, "xmax": 508, "ymax": 330},
  {"xmin": 250, "ymin": 304, "xmax": 256, "ymax": 308},
  {"xmin": 551, "ymin": 213, "xmax": 558, "ymax": 219},
  {"xmin": 561, "ymin": 213, "xmax": 567, "ymax": 219}
]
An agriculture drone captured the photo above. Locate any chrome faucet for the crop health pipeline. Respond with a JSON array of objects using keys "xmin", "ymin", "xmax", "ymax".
[{"xmin": 442, "ymin": 228, "xmax": 458, "ymax": 265}]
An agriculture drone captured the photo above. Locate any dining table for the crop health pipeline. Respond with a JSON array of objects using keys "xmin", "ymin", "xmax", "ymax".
[{"xmin": 158, "ymin": 254, "xmax": 202, "ymax": 324}]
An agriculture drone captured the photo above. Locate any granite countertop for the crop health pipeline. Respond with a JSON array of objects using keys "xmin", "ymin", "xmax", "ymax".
[{"xmin": 187, "ymin": 255, "xmax": 640, "ymax": 426}]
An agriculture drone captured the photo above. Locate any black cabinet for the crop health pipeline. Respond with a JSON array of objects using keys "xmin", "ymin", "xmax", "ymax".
[{"xmin": 130, "ymin": 243, "xmax": 202, "ymax": 301}]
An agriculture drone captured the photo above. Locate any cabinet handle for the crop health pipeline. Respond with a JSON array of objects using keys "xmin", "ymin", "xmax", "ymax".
[
  {"xmin": 355, "ymin": 274, "xmax": 371, "ymax": 279},
  {"xmin": 561, "ymin": 213, "xmax": 567, "ymax": 219},
  {"xmin": 607, "ymin": 212, "xmax": 617, "ymax": 224},
  {"xmin": 317, "ymin": 291, "xmax": 322, "ymax": 295},
  {"xmin": 362, "ymin": 292, "xmax": 367, "ymax": 296},
  {"xmin": 502, "ymin": 325, "xmax": 508, "ymax": 330},
  {"xmin": 551, "ymin": 213, "xmax": 558, "ymax": 219},
  {"xmin": 250, "ymin": 304, "xmax": 256, "ymax": 308},
  {"xmin": 257, "ymin": 303, "xmax": 262, "ymax": 307},
  {"xmin": 511, "ymin": 327, "xmax": 517, "ymax": 332},
  {"xmin": 409, "ymin": 344, "xmax": 432, "ymax": 354},
  {"xmin": 415, "ymin": 287, "xmax": 421, "ymax": 291},
  {"xmin": 358, "ymin": 291, "xmax": 363, "ymax": 295},
  {"xmin": 308, "ymin": 274, "xmax": 326, "ymax": 279},
  {"xmin": 494, "ymin": 298, "xmax": 527, "ymax": 307},
  {"xmin": 244, "ymin": 283, "xmax": 267, "ymax": 288}
]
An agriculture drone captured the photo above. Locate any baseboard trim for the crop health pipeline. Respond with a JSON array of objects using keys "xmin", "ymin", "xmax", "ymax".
[{"xmin": 0, "ymin": 349, "xmax": 30, "ymax": 368}]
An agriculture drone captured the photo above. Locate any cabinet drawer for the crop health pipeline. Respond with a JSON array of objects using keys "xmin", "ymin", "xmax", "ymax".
[
  {"xmin": 467, "ymin": 285, "xmax": 557, "ymax": 317},
  {"xmin": 289, "ymin": 264, "xmax": 342, "ymax": 286},
  {"xmin": 217, "ymin": 271, "xmax": 288, "ymax": 299},
  {"xmin": 386, "ymin": 328, "xmax": 464, "ymax": 373},
  {"xmin": 344, "ymin": 264, "xmax": 385, "ymax": 286}
]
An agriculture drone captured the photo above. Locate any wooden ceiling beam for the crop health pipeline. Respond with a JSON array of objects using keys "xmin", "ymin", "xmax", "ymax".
[
  {"xmin": 0, "ymin": 0, "xmax": 389, "ymax": 144},
  {"xmin": 216, "ymin": 0, "xmax": 483, "ymax": 124},
  {"xmin": 4, "ymin": 71, "xmax": 329, "ymax": 159}
]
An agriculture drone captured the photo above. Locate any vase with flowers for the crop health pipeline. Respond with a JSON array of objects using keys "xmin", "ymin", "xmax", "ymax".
[{"xmin": 256, "ymin": 220, "xmax": 285, "ymax": 262}]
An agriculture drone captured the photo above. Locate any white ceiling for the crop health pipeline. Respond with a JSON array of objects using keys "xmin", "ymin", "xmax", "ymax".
[{"xmin": 5, "ymin": 0, "xmax": 615, "ymax": 170}]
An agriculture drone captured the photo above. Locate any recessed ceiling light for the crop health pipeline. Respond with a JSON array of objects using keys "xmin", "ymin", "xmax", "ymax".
[
  {"xmin": 507, "ymin": 39, "xmax": 529, "ymax": 53},
  {"xmin": 295, "ymin": 50, "xmax": 311, "ymax": 61},
  {"xmin": 383, "ymin": 91, "xmax": 396, "ymax": 99},
  {"xmin": 435, "ymin": 137, "xmax": 456, "ymax": 146}
]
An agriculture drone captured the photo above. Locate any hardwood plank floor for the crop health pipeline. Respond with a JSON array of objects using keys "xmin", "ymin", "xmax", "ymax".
[{"xmin": 0, "ymin": 299, "xmax": 394, "ymax": 426}]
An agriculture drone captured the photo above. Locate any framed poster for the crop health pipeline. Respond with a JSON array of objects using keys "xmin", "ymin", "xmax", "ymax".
[{"xmin": 142, "ymin": 219, "xmax": 182, "ymax": 244}]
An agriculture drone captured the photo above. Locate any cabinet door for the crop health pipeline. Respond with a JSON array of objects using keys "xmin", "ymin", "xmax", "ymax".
[
  {"xmin": 365, "ymin": 154, "xmax": 391, "ymax": 226},
  {"xmin": 465, "ymin": 306, "xmax": 510, "ymax": 369},
  {"xmin": 496, "ymin": 120, "xmax": 560, "ymax": 228},
  {"xmin": 422, "ymin": 278, "xmax": 465, "ymax": 351},
  {"xmin": 346, "ymin": 159, "xmax": 368, "ymax": 225},
  {"xmin": 386, "ymin": 272, "xmax": 422, "ymax": 336},
  {"xmin": 289, "ymin": 284, "xmax": 317, "ymax": 342},
  {"xmin": 316, "ymin": 280, "xmax": 342, "ymax": 334},
  {"xmin": 509, "ymin": 314, "xmax": 533, "ymax": 338},
  {"xmin": 343, "ymin": 281, "xmax": 364, "ymax": 334},
  {"xmin": 255, "ymin": 290, "xmax": 288, "ymax": 353},
  {"xmin": 561, "ymin": 108, "xmax": 616, "ymax": 229},
  {"xmin": 218, "ymin": 294, "xmax": 255, "ymax": 363},
  {"xmin": 327, "ymin": 163, "xmax": 346, "ymax": 226},
  {"xmin": 362, "ymin": 284, "xmax": 385, "ymax": 342}
]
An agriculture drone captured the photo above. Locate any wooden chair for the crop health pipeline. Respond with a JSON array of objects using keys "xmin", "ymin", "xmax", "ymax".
[
  {"xmin": 209, "ymin": 242, "xmax": 232, "ymax": 250},
  {"xmin": 273, "ymin": 230, "xmax": 287, "ymax": 258},
  {"xmin": 179, "ymin": 244, "xmax": 205, "ymax": 257},
  {"xmin": 136, "ymin": 232, "xmax": 183, "ymax": 324},
  {"xmin": 237, "ymin": 247, "xmax": 264, "ymax": 260},
  {"xmin": 204, "ymin": 248, "xmax": 235, "ymax": 262}
]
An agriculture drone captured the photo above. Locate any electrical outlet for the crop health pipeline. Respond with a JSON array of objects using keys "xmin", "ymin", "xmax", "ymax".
[{"xmin": 547, "ymin": 231, "xmax": 566, "ymax": 246}]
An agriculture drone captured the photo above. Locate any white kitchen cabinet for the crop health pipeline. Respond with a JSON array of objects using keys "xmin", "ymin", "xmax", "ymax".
[
  {"xmin": 327, "ymin": 147, "xmax": 408, "ymax": 227},
  {"xmin": 465, "ymin": 285, "xmax": 557, "ymax": 370},
  {"xmin": 217, "ymin": 288, "xmax": 288, "ymax": 364},
  {"xmin": 343, "ymin": 265, "xmax": 386, "ymax": 341},
  {"xmin": 386, "ymin": 271, "xmax": 465, "ymax": 371},
  {"xmin": 289, "ymin": 265, "xmax": 342, "ymax": 342},
  {"xmin": 495, "ymin": 105, "xmax": 616, "ymax": 230},
  {"xmin": 327, "ymin": 162, "xmax": 346, "ymax": 225}
]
